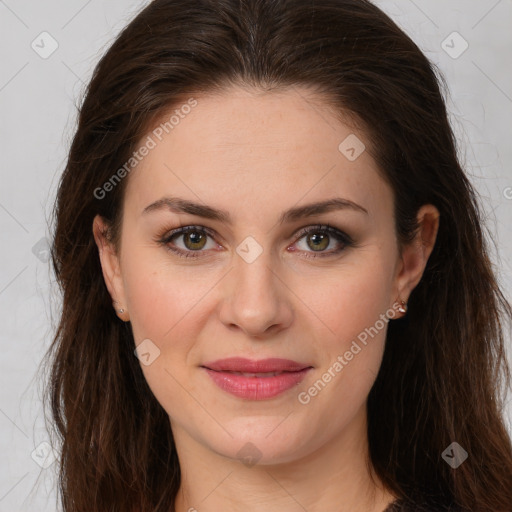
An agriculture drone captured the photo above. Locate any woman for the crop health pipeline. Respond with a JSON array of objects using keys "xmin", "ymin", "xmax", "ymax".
[{"xmin": 44, "ymin": 0, "xmax": 512, "ymax": 511}]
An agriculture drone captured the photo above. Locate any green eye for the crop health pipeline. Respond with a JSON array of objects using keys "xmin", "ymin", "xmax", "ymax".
[
  {"xmin": 292, "ymin": 224, "xmax": 354, "ymax": 259},
  {"xmin": 157, "ymin": 224, "xmax": 354, "ymax": 259}
]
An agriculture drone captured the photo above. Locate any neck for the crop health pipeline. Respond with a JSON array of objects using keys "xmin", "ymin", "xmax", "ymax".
[{"xmin": 171, "ymin": 405, "xmax": 396, "ymax": 512}]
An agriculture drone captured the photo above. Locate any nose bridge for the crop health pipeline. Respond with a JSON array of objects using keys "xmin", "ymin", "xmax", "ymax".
[
  {"xmin": 235, "ymin": 246, "xmax": 276, "ymax": 302},
  {"xmin": 218, "ymin": 239, "xmax": 293, "ymax": 337}
]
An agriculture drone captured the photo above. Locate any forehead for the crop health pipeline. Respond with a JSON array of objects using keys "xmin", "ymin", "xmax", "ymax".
[{"xmin": 122, "ymin": 85, "xmax": 391, "ymax": 225}]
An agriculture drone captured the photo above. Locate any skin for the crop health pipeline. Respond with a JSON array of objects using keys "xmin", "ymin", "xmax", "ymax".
[{"xmin": 93, "ymin": 85, "xmax": 439, "ymax": 512}]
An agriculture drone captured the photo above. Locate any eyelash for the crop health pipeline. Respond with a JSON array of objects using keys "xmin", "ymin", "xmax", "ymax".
[{"xmin": 155, "ymin": 224, "xmax": 354, "ymax": 260}]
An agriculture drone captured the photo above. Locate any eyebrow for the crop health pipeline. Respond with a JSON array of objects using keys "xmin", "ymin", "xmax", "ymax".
[{"xmin": 142, "ymin": 196, "xmax": 368, "ymax": 224}]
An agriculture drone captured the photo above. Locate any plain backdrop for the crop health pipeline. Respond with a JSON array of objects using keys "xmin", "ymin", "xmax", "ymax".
[{"xmin": 0, "ymin": 1, "xmax": 511, "ymax": 510}]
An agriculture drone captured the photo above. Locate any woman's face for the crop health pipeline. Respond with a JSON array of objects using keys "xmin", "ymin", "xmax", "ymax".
[{"xmin": 94, "ymin": 86, "xmax": 436, "ymax": 465}]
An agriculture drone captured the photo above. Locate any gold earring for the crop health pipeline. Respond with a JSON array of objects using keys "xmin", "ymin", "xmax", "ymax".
[{"xmin": 397, "ymin": 299, "xmax": 408, "ymax": 314}]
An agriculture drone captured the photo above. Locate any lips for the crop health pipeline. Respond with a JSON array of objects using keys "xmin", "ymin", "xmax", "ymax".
[
  {"xmin": 202, "ymin": 357, "xmax": 310, "ymax": 373},
  {"xmin": 201, "ymin": 357, "xmax": 313, "ymax": 400}
]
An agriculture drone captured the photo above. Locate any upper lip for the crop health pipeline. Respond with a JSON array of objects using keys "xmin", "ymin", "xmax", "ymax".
[{"xmin": 201, "ymin": 357, "xmax": 312, "ymax": 373}]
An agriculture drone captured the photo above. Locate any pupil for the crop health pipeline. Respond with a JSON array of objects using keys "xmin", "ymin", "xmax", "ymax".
[
  {"xmin": 186, "ymin": 231, "xmax": 204, "ymax": 249},
  {"xmin": 309, "ymin": 233, "xmax": 328, "ymax": 251}
]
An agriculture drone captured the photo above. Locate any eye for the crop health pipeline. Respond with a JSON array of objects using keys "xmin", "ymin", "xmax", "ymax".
[
  {"xmin": 157, "ymin": 225, "xmax": 218, "ymax": 258},
  {"xmin": 291, "ymin": 224, "xmax": 354, "ymax": 259},
  {"xmin": 156, "ymin": 224, "xmax": 354, "ymax": 259}
]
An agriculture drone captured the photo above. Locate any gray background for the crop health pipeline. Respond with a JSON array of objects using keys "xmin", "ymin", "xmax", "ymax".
[{"xmin": 1, "ymin": 1, "xmax": 511, "ymax": 510}]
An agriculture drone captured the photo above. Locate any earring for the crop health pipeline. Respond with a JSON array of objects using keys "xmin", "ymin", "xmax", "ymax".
[
  {"xmin": 397, "ymin": 300, "xmax": 408, "ymax": 314},
  {"xmin": 113, "ymin": 301, "xmax": 125, "ymax": 314}
]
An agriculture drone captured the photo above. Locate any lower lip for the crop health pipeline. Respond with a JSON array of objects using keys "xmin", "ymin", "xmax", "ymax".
[{"xmin": 203, "ymin": 368, "xmax": 311, "ymax": 400}]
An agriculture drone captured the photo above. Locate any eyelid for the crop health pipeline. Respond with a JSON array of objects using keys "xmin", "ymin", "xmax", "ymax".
[
  {"xmin": 158, "ymin": 224, "xmax": 220, "ymax": 249},
  {"xmin": 292, "ymin": 224, "xmax": 354, "ymax": 245}
]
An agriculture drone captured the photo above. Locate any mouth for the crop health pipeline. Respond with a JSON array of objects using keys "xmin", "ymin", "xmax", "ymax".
[
  {"xmin": 210, "ymin": 370, "xmax": 296, "ymax": 377},
  {"xmin": 201, "ymin": 357, "xmax": 312, "ymax": 373},
  {"xmin": 200, "ymin": 358, "xmax": 313, "ymax": 400}
]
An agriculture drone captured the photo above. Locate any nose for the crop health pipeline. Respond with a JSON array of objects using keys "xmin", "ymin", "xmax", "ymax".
[{"xmin": 217, "ymin": 249, "xmax": 294, "ymax": 339}]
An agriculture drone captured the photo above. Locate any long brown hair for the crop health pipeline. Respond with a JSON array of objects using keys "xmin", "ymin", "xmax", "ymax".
[{"xmin": 43, "ymin": 0, "xmax": 512, "ymax": 511}]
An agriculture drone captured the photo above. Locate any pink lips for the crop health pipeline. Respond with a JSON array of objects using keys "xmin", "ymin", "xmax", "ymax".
[{"xmin": 201, "ymin": 357, "xmax": 312, "ymax": 400}]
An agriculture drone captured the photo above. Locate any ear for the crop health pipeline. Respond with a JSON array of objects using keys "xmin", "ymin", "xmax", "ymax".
[
  {"xmin": 393, "ymin": 204, "xmax": 440, "ymax": 307},
  {"xmin": 92, "ymin": 214, "xmax": 129, "ymax": 321}
]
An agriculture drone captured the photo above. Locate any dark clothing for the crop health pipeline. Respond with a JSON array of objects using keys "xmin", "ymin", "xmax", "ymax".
[{"xmin": 384, "ymin": 499, "xmax": 457, "ymax": 511}]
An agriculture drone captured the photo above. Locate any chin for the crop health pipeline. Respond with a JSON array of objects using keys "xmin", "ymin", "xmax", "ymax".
[{"xmin": 202, "ymin": 416, "xmax": 317, "ymax": 466}]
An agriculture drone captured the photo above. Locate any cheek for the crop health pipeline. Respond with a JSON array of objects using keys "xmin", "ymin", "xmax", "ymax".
[
  {"xmin": 121, "ymin": 253, "xmax": 210, "ymax": 411},
  {"xmin": 312, "ymin": 250, "xmax": 396, "ymax": 348},
  {"xmin": 121, "ymin": 240, "xmax": 211, "ymax": 341},
  {"xmin": 298, "ymin": 249, "xmax": 395, "ymax": 409},
  {"xmin": 297, "ymin": 298, "xmax": 390, "ymax": 438}
]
